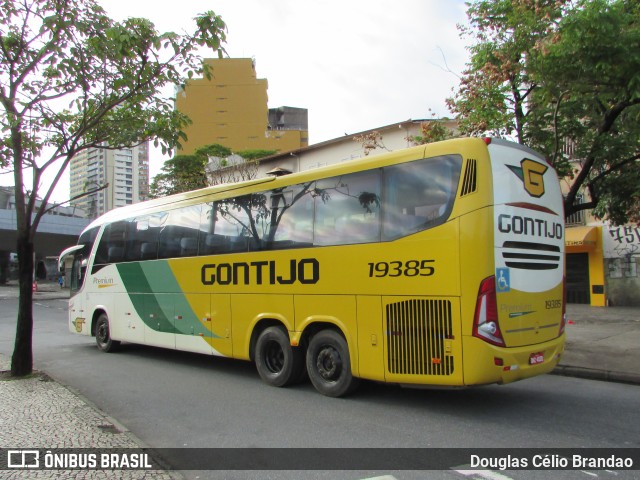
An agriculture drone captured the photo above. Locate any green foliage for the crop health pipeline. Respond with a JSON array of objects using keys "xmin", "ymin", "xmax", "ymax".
[
  {"xmin": 449, "ymin": 0, "xmax": 640, "ymax": 224},
  {"xmin": 195, "ymin": 144, "xmax": 232, "ymax": 158},
  {"xmin": 149, "ymin": 145, "xmax": 278, "ymax": 197},
  {"xmin": 407, "ymin": 120, "xmax": 455, "ymax": 145},
  {"xmin": 447, "ymin": 0, "xmax": 566, "ymax": 142},
  {"xmin": 0, "ymin": 0, "xmax": 227, "ymax": 198},
  {"xmin": 149, "ymin": 154, "xmax": 209, "ymax": 198},
  {"xmin": 0, "ymin": 0, "xmax": 227, "ymax": 376},
  {"xmin": 236, "ymin": 149, "xmax": 278, "ymax": 161}
]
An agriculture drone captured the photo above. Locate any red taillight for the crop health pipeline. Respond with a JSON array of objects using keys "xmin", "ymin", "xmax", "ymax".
[
  {"xmin": 559, "ymin": 275, "xmax": 567, "ymax": 336},
  {"xmin": 473, "ymin": 276, "xmax": 505, "ymax": 347},
  {"xmin": 482, "ymin": 137, "xmax": 492, "ymax": 145}
]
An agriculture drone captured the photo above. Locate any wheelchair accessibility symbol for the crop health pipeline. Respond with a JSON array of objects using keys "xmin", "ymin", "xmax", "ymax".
[{"xmin": 496, "ymin": 268, "xmax": 510, "ymax": 292}]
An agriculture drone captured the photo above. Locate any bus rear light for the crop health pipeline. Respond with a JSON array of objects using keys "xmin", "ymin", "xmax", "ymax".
[
  {"xmin": 473, "ymin": 276, "xmax": 505, "ymax": 347},
  {"xmin": 482, "ymin": 137, "xmax": 492, "ymax": 145}
]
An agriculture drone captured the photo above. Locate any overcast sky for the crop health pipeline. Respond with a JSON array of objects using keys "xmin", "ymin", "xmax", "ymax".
[
  {"xmin": 106, "ymin": 0, "xmax": 469, "ymax": 142},
  {"xmin": 3, "ymin": 1, "xmax": 471, "ymax": 202}
]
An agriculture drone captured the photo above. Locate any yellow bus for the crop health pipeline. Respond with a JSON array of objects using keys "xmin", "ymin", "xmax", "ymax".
[{"xmin": 59, "ymin": 137, "xmax": 566, "ymax": 397}]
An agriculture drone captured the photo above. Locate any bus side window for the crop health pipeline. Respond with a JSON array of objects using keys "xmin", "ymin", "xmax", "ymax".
[
  {"xmin": 314, "ymin": 170, "xmax": 381, "ymax": 246},
  {"xmin": 200, "ymin": 198, "xmax": 251, "ymax": 254},
  {"xmin": 382, "ymin": 155, "xmax": 462, "ymax": 241},
  {"xmin": 70, "ymin": 255, "xmax": 86, "ymax": 292},
  {"xmin": 158, "ymin": 225, "xmax": 181, "ymax": 259},
  {"xmin": 250, "ymin": 184, "xmax": 314, "ymax": 251},
  {"xmin": 270, "ymin": 184, "xmax": 314, "ymax": 249},
  {"xmin": 95, "ymin": 221, "xmax": 129, "ymax": 265},
  {"xmin": 158, "ymin": 205, "xmax": 201, "ymax": 259}
]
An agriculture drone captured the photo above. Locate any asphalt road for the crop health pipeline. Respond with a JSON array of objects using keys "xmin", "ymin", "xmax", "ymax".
[{"xmin": 1, "ymin": 297, "xmax": 639, "ymax": 480}]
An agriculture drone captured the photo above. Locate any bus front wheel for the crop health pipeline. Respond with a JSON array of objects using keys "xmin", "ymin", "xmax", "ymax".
[
  {"xmin": 255, "ymin": 326, "xmax": 305, "ymax": 387},
  {"xmin": 95, "ymin": 313, "xmax": 120, "ymax": 353},
  {"xmin": 306, "ymin": 329, "xmax": 359, "ymax": 397}
]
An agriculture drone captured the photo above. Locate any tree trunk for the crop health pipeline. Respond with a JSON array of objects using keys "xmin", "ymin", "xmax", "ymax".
[
  {"xmin": 0, "ymin": 250, "xmax": 9, "ymax": 284},
  {"xmin": 11, "ymin": 233, "xmax": 34, "ymax": 377}
]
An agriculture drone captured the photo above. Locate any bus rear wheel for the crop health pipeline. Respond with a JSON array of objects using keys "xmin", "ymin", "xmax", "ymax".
[
  {"xmin": 95, "ymin": 313, "xmax": 120, "ymax": 353},
  {"xmin": 306, "ymin": 329, "xmax": 359, "ymax": 397},
  {"xmin": 255, "ymin": 326, "xmax": 305, "ymax": 387}
]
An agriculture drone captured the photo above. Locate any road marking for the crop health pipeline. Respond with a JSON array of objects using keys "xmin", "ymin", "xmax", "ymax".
[
  {"xmin": 455, "ymin": 470, "xmax": 515, "ymax": 480},
  {"xmin": 360, "ymin": 476, "xmax": 398, "ymax": 480}
]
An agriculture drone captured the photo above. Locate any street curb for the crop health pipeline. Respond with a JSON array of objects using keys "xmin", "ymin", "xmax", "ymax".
[{"xmin": 552, "ymin": 365, "xmax": 640, "ymax": 386}]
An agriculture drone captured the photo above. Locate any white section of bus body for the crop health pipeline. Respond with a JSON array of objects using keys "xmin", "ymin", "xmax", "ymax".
[
  {"xmin": 72, "ymin": 263, "xmax": 225, "ymax": 357},
  {"xmin": 489, "ymin": 139, "xmax": 565, "ymax": 293}
]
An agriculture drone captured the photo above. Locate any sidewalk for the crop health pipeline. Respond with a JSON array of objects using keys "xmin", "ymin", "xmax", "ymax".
[
  {"xmin": 0, "ymin": 355, "xmax": 178, "ymax": 479},
  {"xmin": 1, "ymin": 281, "xmax": 639, "ymax": 477},
  {"xmin": 554, "ymin": 303, "xmax": 640, "ymax": 384},
  {"xmin": 0, "ymin": 279, "xmax": 70, "ymax": 301}
]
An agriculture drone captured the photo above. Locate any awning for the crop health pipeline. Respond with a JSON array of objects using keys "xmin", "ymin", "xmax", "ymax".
[{"xmin": 565, "ymin": 226, "xmax": 598, "ymax": 250}]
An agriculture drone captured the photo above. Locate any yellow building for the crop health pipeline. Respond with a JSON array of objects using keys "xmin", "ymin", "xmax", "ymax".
[
  {"xmin": 565, "ymin": 222, "xmax": 606, "ymax": 307},
  {"xmin": 175, "ymin": 58, "xmax": 308, "ymax": 155}
]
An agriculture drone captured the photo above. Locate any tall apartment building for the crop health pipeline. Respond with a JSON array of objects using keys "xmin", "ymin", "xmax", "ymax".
[
  {"xmin": 175, "ymin": 58, "xmax": 308, "ymax": 155},
  {"xmin": 69, "ymin": 143, "xmax": 150, "ymax": 218}
]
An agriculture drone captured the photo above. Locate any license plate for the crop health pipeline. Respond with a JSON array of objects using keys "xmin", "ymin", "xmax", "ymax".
[{"xmin": 529, "ymin": 352, "xmax": 544, "ymax": 365}]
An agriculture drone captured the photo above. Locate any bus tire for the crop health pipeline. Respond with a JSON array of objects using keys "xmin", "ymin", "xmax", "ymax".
[
  {"xmin": 95, "ymin": 313, "xmax": 120, "ymax": 353},
  {"xmin": 255, "ymin": 326, "xmax": 305, "ymax": 388},
  {"xmin": 306, "ymin": 329, "xmax": 359, "ymax": 397}
]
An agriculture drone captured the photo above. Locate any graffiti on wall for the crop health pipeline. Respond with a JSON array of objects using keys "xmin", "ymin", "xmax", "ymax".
[
  {"xmin": 604, "ymin": 225, "xmax": 640, "ymax": 258},
  {"xmin": 605, "ymin": 225, "xmax": 639, "ymax": 279}
]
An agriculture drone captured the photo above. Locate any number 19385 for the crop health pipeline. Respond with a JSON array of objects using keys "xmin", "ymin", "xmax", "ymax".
[{"xmin": 368, "ymin": 260, "xmax": 435, "ymax": 278}]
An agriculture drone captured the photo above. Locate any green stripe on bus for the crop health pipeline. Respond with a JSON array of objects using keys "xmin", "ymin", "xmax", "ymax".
[
  {"xmin": 117, "ymin": 261, "xmax": 215, "ymax": 338},
  {"xmin": 141, "ymin": 262, "xmax": 208, "ymax": 336},
  {"xmin": 116, "ymin": 262, "xmax": 175, "ymax": 333}
]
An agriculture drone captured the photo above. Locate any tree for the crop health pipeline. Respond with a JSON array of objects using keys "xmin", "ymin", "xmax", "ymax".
[
  {"xmin": 447, "ymin": 0, "xmax": 565, "ymax": 143},
  {"xmin": 150, "ymin": 144, "xmax": 278, "ymax": 194},
  {"xmin": 208, "ymin": 155, "xmax": 259, "ymax": 186},
  {"xmin": 207, "ymin": 148, "xmax": 277, "ymax": 186},
  {"xmin": 406, "ymin": 112, "xmax": 457, "ymax": 145},
  {"xmin": 149, "ymin": 154, "xmax": 210, "ymax": 198},
  {"xmin": 0, "ymin": 0, "xmax": 227, "ymax": 376},
  {"xmin": 448, "ymin": 0, "xmax": 640, "ymax": 224},
  {"xmin": 353, "ymin": 130, "xmax": 389, "ymax": 156}
]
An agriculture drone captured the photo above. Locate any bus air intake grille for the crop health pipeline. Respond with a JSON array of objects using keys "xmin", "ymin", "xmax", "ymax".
[
  {"xmin": 386, "ymin": 299, "xmax": 454, "ymax": 376},
  {"xmin": 502, "ymin": 241, "xmax": 561, "ymax": 270},
  {"xmin": 461, "ymin": 159, "xmax": 477, "ymax": 196}
]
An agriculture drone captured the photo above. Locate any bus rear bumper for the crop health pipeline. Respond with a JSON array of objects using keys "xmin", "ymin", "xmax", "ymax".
[{"xmin": 462, "ymin": 334, "xmax": 565, "ymax": 386}]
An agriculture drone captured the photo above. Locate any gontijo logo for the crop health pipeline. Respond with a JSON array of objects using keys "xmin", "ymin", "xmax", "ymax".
[{"xmin": 507, "ymin": 158, "xmax": 548, "ymax": 198}]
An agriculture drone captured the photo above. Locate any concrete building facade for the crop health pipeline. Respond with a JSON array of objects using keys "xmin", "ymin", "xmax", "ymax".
[
  {"xmin": 69, "ymin": 143, "xmax": 150, "ymax": 218},
  {"xmin": 0, "ymin": 186, "xmax": 89, "ymax": 282},
  {"xmin": 243, "ymin": 119, "xmax": 458, "ymax": 177},
  {"xmin": 175, "ymin": 58, "xmax": 308, "ymax": 155}
]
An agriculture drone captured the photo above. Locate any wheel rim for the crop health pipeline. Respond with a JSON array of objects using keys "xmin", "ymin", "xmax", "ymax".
[
  {"xmin": 97, "ymin": 321, "xmax": 108, "ymax": 347},
  {"xmin": 315, "ymin": 346, "xmax": 342, "ymax": 382},
  {"xmin": 264, "ymin": 340, "xmax": 285, "ymax": 374}
]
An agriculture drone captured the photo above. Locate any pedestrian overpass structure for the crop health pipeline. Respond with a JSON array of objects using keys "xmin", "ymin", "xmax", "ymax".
[{"xmin": 0, "ymin": 209, "xmax": 89, "ymax": 257}]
